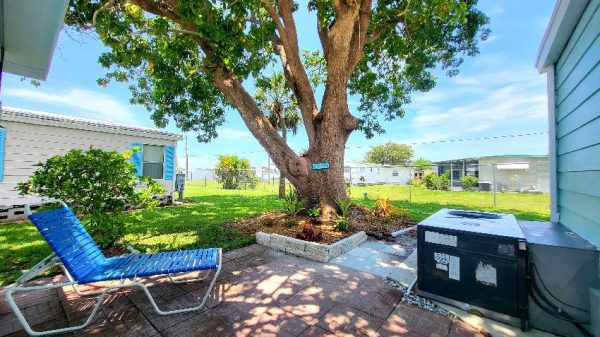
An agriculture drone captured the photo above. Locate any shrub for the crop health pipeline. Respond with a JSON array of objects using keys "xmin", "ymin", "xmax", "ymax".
[
  {"xmin": 375, "ymin": 197, "xmax": 393, "ymax": 217},
  {"xmin": 283, "ymin": 190, "xmax": 304, "ymax": 217},
  {"xmin": 308, "ymin": 207, "xmax": 321, "ymax": 218},
  {"xmin": 460, "ymin": 175, "xmax": 479, "ymax": 191},
  {"xmin": 437, "ymin": 171, "xmax": 451, "ymax": 191},
  {"xmin": 296, "ymin": 223, "xmax": 323, "ymax": 242},
  {"xmin": 16, "ymin": 148, "xmax": 164, "ymax": 248},
  {"xmin": 283, "ymin": 218, "xmax": 296, "ymax": 228},
  {"xmin": 423, "ymin": 173, "xmax": 437, "ymax": 190},
  {"xmin": 410, "ymin": 178, "xmax": 423, "ymax": 187},
  {"xmin": 214, "ymin": 155, "xmax": 258, "ymax": 189},
  {"xmin": 335, "ymin": 216, "xmax": 352, "ymax": 232},
  {"xmin": 336, "ymin": 198, "xmax": 353, "ymax": 218}
]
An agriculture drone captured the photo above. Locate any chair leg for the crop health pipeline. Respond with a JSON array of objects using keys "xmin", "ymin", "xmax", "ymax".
[
  {"xmin": 5, "ymin": 283, "xmax": 108, "ymax": 336},
  {"xmin": 134, "ymin": 249, "xmax": 222, "ymax": 315},
  {"xmin": 167, "ymin": 269, "xmax": 212, "ymax": 284},
  {"xmin": 60, "ymin": 265, "xmax": 123, "ymax": 297}
]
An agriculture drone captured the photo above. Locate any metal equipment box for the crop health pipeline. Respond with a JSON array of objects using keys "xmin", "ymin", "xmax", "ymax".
[
  {"xmin": 417, "ymin": 209, "xmax": 528, "ymax": 329},
  {"xmin": 520, "ymin": 221, "xmax": 598, "ymax": 337}
]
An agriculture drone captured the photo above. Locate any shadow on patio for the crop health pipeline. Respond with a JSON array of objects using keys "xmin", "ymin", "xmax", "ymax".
[{"xmin": 1, "ymin": 245, "xmax": 481, "ymax": 337}]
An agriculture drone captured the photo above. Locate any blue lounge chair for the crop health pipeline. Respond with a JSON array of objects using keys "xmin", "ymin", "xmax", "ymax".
[{"xmin": 6, "ymin": 200, "xmax": 222, "ymax": 336}]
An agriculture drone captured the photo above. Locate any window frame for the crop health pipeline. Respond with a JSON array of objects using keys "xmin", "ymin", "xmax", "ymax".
[{"xmin": 142, "ymin": 144, "xmax": 165, "ymax": 180}]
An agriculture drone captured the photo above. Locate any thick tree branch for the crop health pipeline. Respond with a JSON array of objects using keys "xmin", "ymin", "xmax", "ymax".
[
  {"xmin": 261, "ymin": 0, "xmax": 319, "ymax": 146},
  {"xmin": 214, "ymin": 67, "xmax": 306, "ymax": 182},
  {"xmin": 345, "ymin": 0, "xmax": 373, "ymax": 77}
]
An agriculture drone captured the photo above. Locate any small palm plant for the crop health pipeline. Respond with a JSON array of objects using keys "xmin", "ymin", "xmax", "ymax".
[
  {"xmin": 283, "ymin": 190, "xmax": 304, "ymax": 218},
  {"xmin": 335, "ymin": 198, "xmax": 353, "ymax": 232}
]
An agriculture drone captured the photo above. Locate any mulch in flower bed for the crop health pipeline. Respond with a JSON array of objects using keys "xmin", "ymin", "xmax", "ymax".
[{"xmin": 226, "ymin": 205, "xmax": 415, "ymax": 244}]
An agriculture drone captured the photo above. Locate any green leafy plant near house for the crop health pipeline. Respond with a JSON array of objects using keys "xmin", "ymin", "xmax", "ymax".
[
  {"xmin": 460, "ymin": 175, "xmax": 479, "ymax": 191},
  {"xmin": 16, "ymin": 148, "xmax": 164, "ymax": 248}
]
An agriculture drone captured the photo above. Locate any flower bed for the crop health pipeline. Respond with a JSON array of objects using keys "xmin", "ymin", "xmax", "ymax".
[{"xmin": 225, "ymin": 205, "xmax": 415, "ymax": 261}]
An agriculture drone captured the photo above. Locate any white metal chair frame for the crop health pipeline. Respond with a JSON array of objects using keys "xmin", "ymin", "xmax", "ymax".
[{"xmin": 5, "ymin": 200, "xmax": 222, "ymax": 336}]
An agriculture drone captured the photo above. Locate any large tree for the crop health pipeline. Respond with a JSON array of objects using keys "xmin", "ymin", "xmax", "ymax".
[
  {"xmin": 255, "ymin": 72, "xmax": 302, "ymax": 198},
  {"xmin": 365, "ymin": 142, "xmax": 413, "ymax": 165},
  {"xmin": 66, "ymin": 0, "xmax": 489, "ymax": 217}
]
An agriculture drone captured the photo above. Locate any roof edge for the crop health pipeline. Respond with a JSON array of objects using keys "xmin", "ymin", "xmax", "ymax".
[
  {"xmin": 536, "ymin": 0, "xmax": 589, "ymax": 73},
  {"xmin": 0, "ymin": 106, "xmax": 183, "ymax": 141}
]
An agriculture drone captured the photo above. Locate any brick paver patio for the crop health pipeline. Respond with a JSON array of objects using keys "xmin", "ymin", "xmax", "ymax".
[{"xmin": 1, "ymin": 245, "xmax": 483, "ymax": 337}]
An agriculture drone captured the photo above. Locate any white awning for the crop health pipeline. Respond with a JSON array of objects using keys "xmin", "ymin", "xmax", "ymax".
[
  {"xmin": 1, "ymin": 0, "xmax": 69, "ymax": 80},
  {"xmin": 497, "ymin": 163, "xmax": 530, "ymax": 170}
]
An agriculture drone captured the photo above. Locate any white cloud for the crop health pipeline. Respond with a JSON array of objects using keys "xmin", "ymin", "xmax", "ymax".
[
  {"xmin": 407, "ymin": 52, "xmax": 548, "ymax": 142},
  {"xmin": 3, "ymin": 87, "xmax": 138, "ymax": 124},
  {"xmin": 218, "ymin": 127, "xmax": 252, "ymax": 139}
]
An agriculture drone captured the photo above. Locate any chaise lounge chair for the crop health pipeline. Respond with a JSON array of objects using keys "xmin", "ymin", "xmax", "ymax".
[{"xmin": 5, "ymin": 200, "xmax": 222, "ymax": 336}]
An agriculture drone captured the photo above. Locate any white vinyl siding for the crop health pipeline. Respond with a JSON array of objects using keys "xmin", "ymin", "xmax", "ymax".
[
  {"xmin": 554, "ymin": 0, "xmax": 600, "ymax": 247},
  {"xmin": 0, "ymin": 120, "xmax": 176, "ymax": 207}
]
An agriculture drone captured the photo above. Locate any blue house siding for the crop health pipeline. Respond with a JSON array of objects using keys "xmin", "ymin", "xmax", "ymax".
[{"xmin": 555, "ymin": 0, "xmax": 600, "ymax": 247}]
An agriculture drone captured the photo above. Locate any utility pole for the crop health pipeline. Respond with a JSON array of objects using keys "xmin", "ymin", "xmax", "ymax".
[{"xmin": 185, "ymin": 134, "xmax": 189, "ymax": 180}]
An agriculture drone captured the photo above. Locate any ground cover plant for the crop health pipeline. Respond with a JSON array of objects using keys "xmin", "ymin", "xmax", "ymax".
[{"xmin": 0, "ymin": 180, "xmax": 549, "ymax": 285}]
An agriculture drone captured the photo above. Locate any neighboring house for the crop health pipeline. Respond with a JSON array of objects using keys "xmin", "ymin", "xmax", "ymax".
[
  {"xmin": 344, "ymin": 162, "xmax": 413, "ymax": 185},
  {"xmin": 537, "ymin": 0, "xmax": 600, "ymax": 248},
  {"xmin": 436, "ymin": 155, "xmax": 550, "ymax": 193},
  {"xmin": 0, "ymin": 107, "xmax": 182, "ymax": 219}
]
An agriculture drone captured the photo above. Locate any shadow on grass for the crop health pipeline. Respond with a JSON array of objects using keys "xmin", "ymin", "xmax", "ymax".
[{"xmin": 122, "ymin": 193, "xmax": 282, "ymax": 253}]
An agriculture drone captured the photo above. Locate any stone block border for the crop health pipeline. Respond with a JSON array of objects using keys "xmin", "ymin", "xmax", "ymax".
[
  {"xmin": 390, "ymin": 225, "xmax": 416, "ymax": 237},
  {"xmin": 256, "ymin": 231, "xmax": 368, "ymax": 263}
]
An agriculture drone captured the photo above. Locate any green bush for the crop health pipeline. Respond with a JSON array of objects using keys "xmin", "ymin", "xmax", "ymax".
[
  {"xmin": 460, "ymin": 175, "xmax": 479, "ymax": 191},
  {"xmin": 423, "ymin": 173, "xmax": 438, "ymax": 190},
  {"xmin": 336, "ymin": 198, "xmax": 353, "ymax": 218},
  {"xmin": 335, "ymin": 216, "xmax": 352, "ymax": 232},
  {"xmin": 215, "ymin": 155, "xmax": 259, "ymax": 189},
  {"xmin": 437, "ymin": 171, "xmax": 451, "ymax": 191},
  {"xmin": 17, "ymin": 148, "xmax": 164, "ymax": 248}
]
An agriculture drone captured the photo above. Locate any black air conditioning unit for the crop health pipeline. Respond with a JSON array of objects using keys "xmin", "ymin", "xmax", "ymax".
[{"xmin": 417, "ymin": 209, "xmax": 528, "ymax": 330}]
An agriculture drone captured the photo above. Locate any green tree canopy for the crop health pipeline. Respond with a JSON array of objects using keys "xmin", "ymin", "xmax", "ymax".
[
  {"xmin": 412, "ymin": 158, "xmax": 433, "ymax": 171},
  {"xmin": 214, "ymin": 155, "xmax": 258, "ymax": 189},
  {"xmin": 365, "ymin": 142, "xmax": 414, "ymax": 165},
  {"xmin": 64, "ymin": 0, "xmax": 489, "ymax": 215}
]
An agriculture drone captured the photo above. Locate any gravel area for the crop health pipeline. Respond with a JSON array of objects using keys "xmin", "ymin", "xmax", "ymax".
[{"xmin": 384, "ymin": 278, "xmax": 451, "ymax": 316}]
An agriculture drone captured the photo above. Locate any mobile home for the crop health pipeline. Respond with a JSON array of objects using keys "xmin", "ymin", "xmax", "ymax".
[{"xmin": 0, "ymin": 107, "xmax": 182, "ymax": 219}]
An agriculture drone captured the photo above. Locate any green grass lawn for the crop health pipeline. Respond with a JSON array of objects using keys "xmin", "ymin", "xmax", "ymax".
[{"xmin": 0, "ymin": 180, "xmax": 549, "ymax": 285}]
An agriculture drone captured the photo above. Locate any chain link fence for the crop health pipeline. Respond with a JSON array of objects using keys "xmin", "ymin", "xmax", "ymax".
[{"xmin": 188, "ymin": 160, "xmax": 549, "ymax": 209}]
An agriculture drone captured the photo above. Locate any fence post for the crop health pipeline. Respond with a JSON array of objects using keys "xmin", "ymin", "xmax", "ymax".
[
  {"xmin": 492, "ymin": 164, "xmax": 497, "ymax": 208},
  {"xmin": 409, "ymin": 166, "xmax": 412, "ymax": 202}
]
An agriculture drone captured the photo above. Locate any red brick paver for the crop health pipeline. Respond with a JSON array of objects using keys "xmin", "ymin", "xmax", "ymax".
[{"xmin": 0, "ymin": 245, "xmax": 483, "ymax": 337}]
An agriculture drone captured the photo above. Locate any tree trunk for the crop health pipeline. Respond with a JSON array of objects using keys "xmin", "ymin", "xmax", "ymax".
[
  {"xmin": 279, "ymin": 107, "xmax": 287, "ymax": 199},
  {"xmin": 290, "ymin": 98, "xmax": 354, "ymax": 220}
]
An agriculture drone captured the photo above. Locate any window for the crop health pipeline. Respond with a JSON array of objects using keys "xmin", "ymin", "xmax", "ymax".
[
  {"xmin": 392, "ymin": 170, "xmax": 399, "ymax": 177},
  {"xmin": 143, "ymin": 145, "xmax": 164, "ymax": 179}
]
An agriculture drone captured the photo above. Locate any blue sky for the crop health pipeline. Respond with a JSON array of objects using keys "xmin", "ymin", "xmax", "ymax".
[{"xmin": 1, "ymin": 1, "xmax": 555, "ymax": 169}]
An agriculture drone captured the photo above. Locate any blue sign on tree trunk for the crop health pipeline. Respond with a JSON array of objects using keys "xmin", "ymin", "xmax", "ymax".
[{"xmin": 311, "ymin": 162, "xmax": 330, "ymax": 170}]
